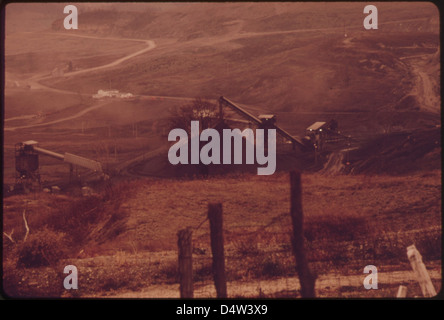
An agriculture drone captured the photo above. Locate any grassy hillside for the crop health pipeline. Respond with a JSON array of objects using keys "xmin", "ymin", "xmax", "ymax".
[
  {"xmin": 3, "ymin": 171, "xmax": 441, "ymax": 298},
  {"xmin": 35, "ymin": 2, "xmax": 440, "ymax": 115}
]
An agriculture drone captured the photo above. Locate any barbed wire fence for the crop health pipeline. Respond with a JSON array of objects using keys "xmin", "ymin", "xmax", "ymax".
[
  {"xmin": 175, "ymin": 171, "xmax": 441, "ymax": 299},
  {"xmin": 177, "ymin": 171, "xmax": 322, "ymax": 298}
]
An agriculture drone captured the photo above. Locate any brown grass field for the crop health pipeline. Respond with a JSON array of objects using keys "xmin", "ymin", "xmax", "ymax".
[
  {"xmin": 2, "ymin": 2, "xmax": 441, "ymax": 299},
  {"xmin": 2, "ymin": 171, "xmax": 441, "ymax": 298}
]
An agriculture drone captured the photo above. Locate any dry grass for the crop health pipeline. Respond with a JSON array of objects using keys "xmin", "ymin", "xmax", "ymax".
[
  {"xmin": 2, "ymin": 178, "xmax": 140, "ymax": 297},
  {"xmin": 3, "ymin": 170, "xmax": 441, "ymax": 298}
]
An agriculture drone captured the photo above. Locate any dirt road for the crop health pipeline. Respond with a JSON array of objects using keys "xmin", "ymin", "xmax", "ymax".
[
  {"xmin": 4, "ymin": 33, "xmax": 158, "ymax": 128},
  {"xmin": 83, "ymin": 268, "xmax": 441, "ymax": 298},
  {"xmin": 4, "ymin": 101, "xmax": 110, "ymax": 131},
  {"xmin": 415, "ymin": 67, "xmax": 440, "ymax": 114},
  {"xmin": 400, "ymin": 53, "xmax": 440, "ymax": 114},
  {"xmin": 5, "ymin": 16, "xmax": 434, "ymax": 129}
]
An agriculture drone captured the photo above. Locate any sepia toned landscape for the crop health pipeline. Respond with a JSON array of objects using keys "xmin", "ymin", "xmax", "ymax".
[{"xmin": 2, "ymin": 2, "xmax": 441, "ymax": 298}]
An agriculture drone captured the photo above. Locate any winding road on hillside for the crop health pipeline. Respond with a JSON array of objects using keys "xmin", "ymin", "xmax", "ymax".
[
  {"xmin": 4, "ymin": 101, "xmax": 113, "ymax": 130},
  {"xmin": 5, "ymin": 33, "xmax": 158, "ymax": 131},
  {"xmin": 38, "ymin": 34, "xmax": 157, "ymax": 80},
  {"xmin": 411, "ymin": 60, "xmax": 440, "ymax": 114},
  {"xmin": 5, "ymin": 16, "xmax": 436, "ymax": 131}
]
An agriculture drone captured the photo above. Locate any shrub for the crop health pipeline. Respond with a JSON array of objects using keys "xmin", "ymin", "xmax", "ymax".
[
  {"xmin": 304, "ymin": 215, "xmax": 369, "ymax": 242},
  {"xmin": 157, "ymin": 260, "xmax": 179, "ymax": 283},
  {"xmin": 233, "ymin": 238, "xmax": 260, "ymax": 256},
  {"xmin": 100, "ymin": 277, "xmax": 130, "ymax": 291},
  {"xmin": 47, "ymin": 196, "xmax": 104, "ymax": 244},
  {"xmin": 415, "ymin": 233, "xmax": 442, "ymax": 261},
  {"xmin": 251, "ymin": 256, "xmax": 287, "ymax": 278},
  {"xmin": 194, "ymin": 263, "xmax": 213, "ymax": 282},
  {"xmin": 17, "ymin": 228, "xmax": 69, "ymax": 268}
]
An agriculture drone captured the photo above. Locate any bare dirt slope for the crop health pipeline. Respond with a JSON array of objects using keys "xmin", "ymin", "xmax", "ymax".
[
  {"xmin": 2, "ymin": 3, "xmax": 441, "ymax": 299},
  {"xmin": 5, "ymin": 2, "xmax": 440, "ymax": 116},
  {"xmin": 4, "ymin": 2, "xmax": 440, "ymax": 183}
]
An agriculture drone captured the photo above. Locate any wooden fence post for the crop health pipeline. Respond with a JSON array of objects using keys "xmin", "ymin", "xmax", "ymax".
[
  {"xmin": 289, "ymin": 171, "xmax": 316, "ymax": 298},
  {"xmin": 177, "ymin": 227, "xmax": 193, "ymax": 298},
  {"xmin": 396, "ymin": 285, "xmax": 407, "ymax": 298},
  {"xmin": 407, "ymin": 244, "xmax": 436, "ymax": 297},
  {"xmin": 208, "ymin": 203, "xmax": 227, "ymax": 298}
]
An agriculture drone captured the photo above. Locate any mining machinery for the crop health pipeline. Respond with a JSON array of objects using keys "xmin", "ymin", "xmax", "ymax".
[
  {"xmin": 15, "ymin": 140, "xmax": 104, "ymax": 193},
  {"xmin": 218, "ymin": 96, "xmax": 308, "ymax": 150}
]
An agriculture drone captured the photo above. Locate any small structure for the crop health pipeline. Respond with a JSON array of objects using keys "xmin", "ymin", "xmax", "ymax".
[
  {"xmin": 306, "ymin": 120, "xmax": 338, "ymax": 135},
  {"xmin": 305, "ymin": 120, "xmax": 339, "ymax": 151},
  {"xmin": 93, "ymin": 89, "xmax": 134, "ymax": 99},
  {"xmin": 258, "ymin": 114, "xmax": 277, "ymax": 126},
  {"xmin": 15, "ymin": 140, "xmax": 41, "ymax": 193},
  {"xmin": 218, "ymin": 96, "xmax": 307, "ymax": 150},
  {"xmin": 306, "ymin": 121, "xmax": 327, "ymax": 134},
  {"xmin": 14, "ymin": 140, "xmax": 105, "ymax": 194}
]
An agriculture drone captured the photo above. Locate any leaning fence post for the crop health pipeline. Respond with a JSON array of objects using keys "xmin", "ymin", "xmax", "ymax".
[
  {"xmin": 407, "ymin": 244, "xmax": 436, "ymax": 297},
  {"xmin": 396, "ymin": 285, "xmax": 407, "ymax": 298},
  {"xmin": 289, "ymin": 171, "xmax": 316, "ymax": 298},
  {"xmin": 177, "ymin": 227, "xmax": 193, "ymax": 298},
  {"xmin": 208, "ymin": 203, "xmax": 227, "ymax": 298}
]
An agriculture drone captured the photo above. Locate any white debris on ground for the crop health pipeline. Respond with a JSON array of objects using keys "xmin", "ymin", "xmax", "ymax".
[
  {"xmin": 93, "ymin": 89, "xmax": 134, "ymax": 99},
  {"xmin": 81, "ymin": 186, "xmax": 94, "ymax": 197},
  {"xmin": 51, "ymin": 186, "xmax": 61, "ymax": 193}
]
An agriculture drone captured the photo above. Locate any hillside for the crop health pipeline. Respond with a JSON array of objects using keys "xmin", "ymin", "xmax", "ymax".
[
  {"xmin": 4, "ymin": 2, "xmax": 440, "ymax": 180},
  {"xmin": 2, "ymin": 171, "xmax": 441, "ymax": 298},
  {"xmin": 38, "ymin": 3, "xmax": 440, "ymax": 116},
  {"xmin": 2, "ymin": 3, "xmax": 441, "ymax": 299}
]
